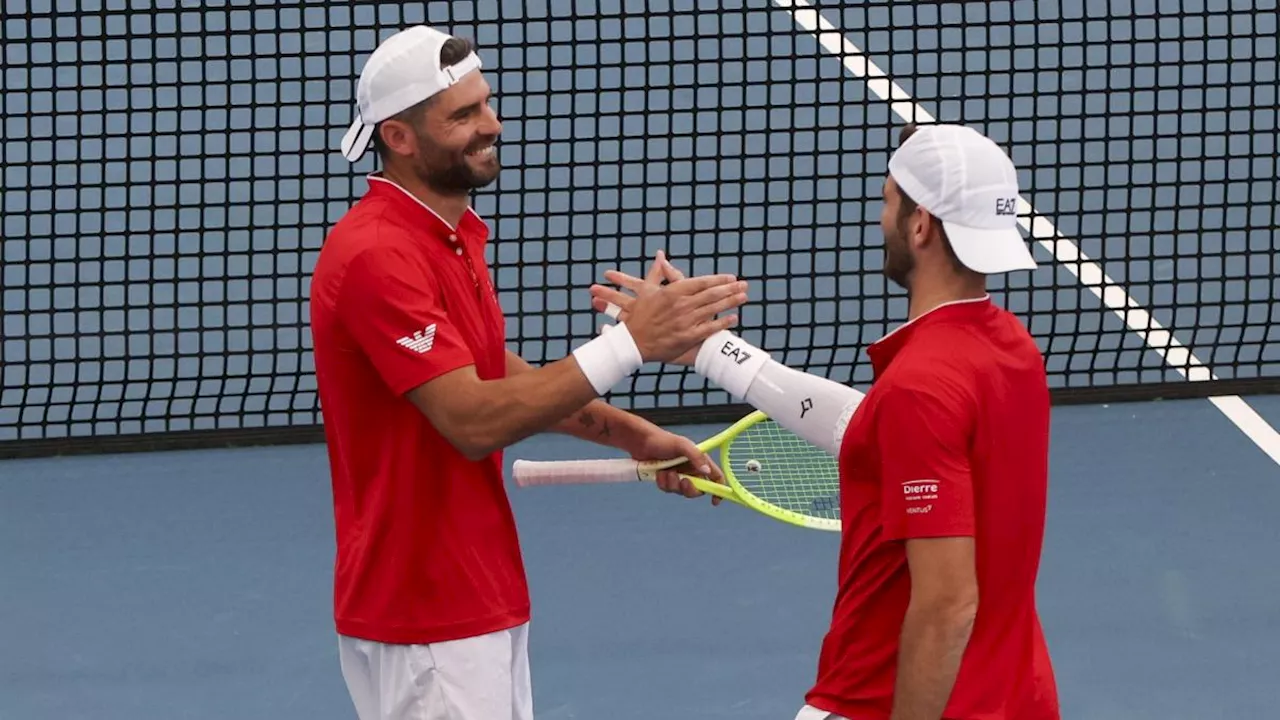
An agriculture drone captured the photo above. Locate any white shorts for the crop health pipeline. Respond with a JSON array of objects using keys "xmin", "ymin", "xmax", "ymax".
[
  {"xmin": 337, "ymin": 622, "xmax": 533, "ymax": 720},
  {"xmin": 794, "ymin": 705, "xmax": 848, "ymax": 720}
]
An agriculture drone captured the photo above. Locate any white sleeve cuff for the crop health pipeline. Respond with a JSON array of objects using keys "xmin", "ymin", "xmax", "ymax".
[{"xmin": 694, "ymin": 330, "xmax": 771, "ymax": 399}]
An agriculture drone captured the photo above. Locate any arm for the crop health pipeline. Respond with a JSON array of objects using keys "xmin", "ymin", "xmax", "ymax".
[
  {"xmin": 505, "ymin": 349, "xmax": 729, "ymax": 499},
  {"xmin": 891, "ymin": 538, "xmax": 979, "ymax": 720},
  {"xmin": 605, "ymin": 317, "xmax": 863, "ymax": 457},
  {"xmin": 339, "ymin": 246, "xmax": 747, "ymax": 462},
  {"xmin": 406, "ymin": 296, "xmax": 740, "ymax": 461},
  {"xmin": 406, "ymin": 356, "xmax": 614, "ymax": 461},
  {"xmin": 693, "ymin": 332, "xmax": 864, "ymax": 456},
  {"xmin": 590, "ymin": 255, "xmax": 863, "ymax": 456},
  {"xmin": 874, "ymin": 382, "xmax": 980, "ymax": 720},
  {"xmin": 504, "ymin": 349, "xmax": 656, "ymax": 454}
]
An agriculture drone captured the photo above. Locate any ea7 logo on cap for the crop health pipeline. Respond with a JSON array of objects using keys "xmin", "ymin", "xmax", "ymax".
[{"xmin": 995, "ymin": 197, "xmax": 1018, "ymax": 216}]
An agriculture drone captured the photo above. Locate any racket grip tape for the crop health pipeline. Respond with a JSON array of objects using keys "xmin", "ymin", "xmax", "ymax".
[{"xmin": 511, "ymin": 458, "xmax": 644, "ymax": 487}]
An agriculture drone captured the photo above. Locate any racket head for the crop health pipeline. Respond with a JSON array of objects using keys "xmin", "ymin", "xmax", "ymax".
[{"xmin": 712, "ymin": 411, "xmax": 843, "ymax": 532}]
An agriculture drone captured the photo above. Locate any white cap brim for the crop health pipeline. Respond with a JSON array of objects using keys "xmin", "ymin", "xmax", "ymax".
[
  {"xmin": 340, "ymin": 112, "xmax": 376, "ymax": 162},
  {"xmin": 942, "ymin": 220, "xmax": 1038, "ymax": 274}
]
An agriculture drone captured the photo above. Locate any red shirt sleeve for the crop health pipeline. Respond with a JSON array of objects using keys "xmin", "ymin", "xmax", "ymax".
[
  {"xmin": 337, "ymin": 246, "xmax": 477, "ymax": 396},
  {"xmin": 876, "ymin": 379, "xmax": 976, "ymax": 540}
]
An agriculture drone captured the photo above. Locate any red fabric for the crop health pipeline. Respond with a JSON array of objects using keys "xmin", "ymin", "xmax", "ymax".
[
  {"xmin": 309, "ymin": 176, "xmax": 528, "ymax": 644},
  {"xmin": 806, "ymin": 298, "xmax": 1060, "ymax": 720}
]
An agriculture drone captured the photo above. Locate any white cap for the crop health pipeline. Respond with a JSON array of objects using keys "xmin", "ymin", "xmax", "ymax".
[
  {"xmin": 887, "ymin": 124, "xmax": 1037, "ymax": 274},
  {"xmin": 339, "ymin": 25, "xmax": 483, "ymax": 162}
]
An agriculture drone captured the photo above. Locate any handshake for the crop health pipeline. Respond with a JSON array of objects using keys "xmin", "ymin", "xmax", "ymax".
[{"xmin": 584, "ymin": 250, "xmax": 748, "ymax": 370}]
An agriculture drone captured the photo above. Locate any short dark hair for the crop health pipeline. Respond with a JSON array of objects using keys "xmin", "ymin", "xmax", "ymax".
[
  {"xmin": 892, "ymin": 123, "xmax": 967, "ymax": 274},
  {"xmin": 370, "ymin": 36, "xmax": 477, "ymax": 160}
]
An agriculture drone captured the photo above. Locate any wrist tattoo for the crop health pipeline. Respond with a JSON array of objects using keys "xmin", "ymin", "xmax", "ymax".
[{"xmin": 578, "ymin": 410, "xmax": 612, "ymax": 440}]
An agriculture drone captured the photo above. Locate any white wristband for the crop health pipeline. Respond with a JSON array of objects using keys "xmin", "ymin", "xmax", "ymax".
[
  {"xmin": 694, "ymin": 330, "xmax": 771, "ymax": 399},
  {"xmin": 572, "ymin": 321, "xmax": 645, "ymax": 395}
]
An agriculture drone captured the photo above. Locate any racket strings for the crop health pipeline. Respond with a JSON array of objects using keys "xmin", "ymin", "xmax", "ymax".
[{"xmin": 726, "ymin": 420, "xmax": 841, "ymax": 521}]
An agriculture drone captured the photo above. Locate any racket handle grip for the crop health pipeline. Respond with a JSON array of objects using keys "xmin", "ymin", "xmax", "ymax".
[{"xmin": 512, "ymin": 458, "xmax": 643, "ymax": 487}]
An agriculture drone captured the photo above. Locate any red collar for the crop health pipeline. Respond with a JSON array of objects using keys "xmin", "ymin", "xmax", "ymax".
[
  {"xmin": 867, "ymin": 296, "xmax": 993, "ymax": 376},
  {"xmin": 365, "ymin": 174, "xmax": 489, "ymax": 246}
]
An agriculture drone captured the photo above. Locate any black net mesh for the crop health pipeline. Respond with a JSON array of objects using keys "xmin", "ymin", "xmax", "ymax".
[{"xmin": 3, "ymin": 0, "xmax": 1279, "ymax": 457}]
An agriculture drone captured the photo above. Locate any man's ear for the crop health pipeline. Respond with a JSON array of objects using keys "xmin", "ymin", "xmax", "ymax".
[
  {"xmin": 377, "ymin": 119, "xmax": 418, "ymax": 158},
  {"xmin": 904, "ymin": 206, "xmax": 928, "ymax": 250},
  {"xmin": 912, "ymin": 209, "xmax": 946, "ymax": 253}
]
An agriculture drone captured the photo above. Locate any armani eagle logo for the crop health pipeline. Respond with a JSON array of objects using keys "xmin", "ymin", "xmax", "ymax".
[{"xmin": 396, "ymin": 324, "xmax": 437, "ymax": 354}]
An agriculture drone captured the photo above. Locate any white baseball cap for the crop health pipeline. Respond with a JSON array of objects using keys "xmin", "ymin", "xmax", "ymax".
[
  {"xmin": 887, "ymin": 124, "xmax": 1037, "ymax": 274},
  {"xmin": 339, "ymin": 25, "xmax": 483, "ymax": 162}
]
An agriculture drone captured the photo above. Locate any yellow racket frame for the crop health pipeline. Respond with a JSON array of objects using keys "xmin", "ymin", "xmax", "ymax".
[{"xmin": 638, "ymin": 410, "xmax": 842, "ymax": 532}]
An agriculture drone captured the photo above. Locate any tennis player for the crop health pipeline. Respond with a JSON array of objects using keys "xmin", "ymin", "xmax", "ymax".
[
  {"xmin": 310, "ymin": 25, "xmax": 748, "ymax": 720},
  {"xmin": 593, "ymin": 123, "xmax": 1060, "ymax": 720}
]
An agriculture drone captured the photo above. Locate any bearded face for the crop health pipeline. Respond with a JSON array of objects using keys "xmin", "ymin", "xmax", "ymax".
[
  {"xmin": 406, "ymin": 117, "xmax": 501, "ymax": 195},
  {"xmin": 378, "ymin": 70, "xmax": 503, "ymax": 196},
  {"xmin": 879, "ymin": 178, "xmax": 918, "ymax": 290}
]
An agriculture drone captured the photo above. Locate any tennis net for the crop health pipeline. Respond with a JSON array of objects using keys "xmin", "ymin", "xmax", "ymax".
[{"xmin": 3, "ymin": 1, "xmax": 1278, "ymax": 458}]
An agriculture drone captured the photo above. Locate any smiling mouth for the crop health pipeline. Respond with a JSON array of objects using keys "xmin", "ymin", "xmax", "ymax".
[{"xmin": 465, "ymin": 145, "xmax": 496, "ymax": 159}]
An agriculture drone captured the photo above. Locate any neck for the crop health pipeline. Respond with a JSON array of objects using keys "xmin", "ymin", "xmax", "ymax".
[
  {"xmin": 381, "ymin": 165, "xmax": 471, "ymax": 229},
  {"xmin": 906, "ymin": 272, "xmax": 988, "ymax": 321}
]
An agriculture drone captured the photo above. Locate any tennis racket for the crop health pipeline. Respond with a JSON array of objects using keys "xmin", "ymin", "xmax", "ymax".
[{"xmin": 512, "ymin": 410, "xmax": 841, "ymax": 532}]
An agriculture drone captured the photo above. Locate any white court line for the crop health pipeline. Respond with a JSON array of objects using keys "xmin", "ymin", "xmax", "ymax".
[{"xmin": 775, "ymin": 0, "xmax": 1280, "ymax": 467}]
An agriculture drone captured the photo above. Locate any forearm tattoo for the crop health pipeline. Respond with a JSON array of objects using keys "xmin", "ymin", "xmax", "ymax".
[{"xmin": 578, "ymin": 410, "xmax": 612, "ymax": 440}]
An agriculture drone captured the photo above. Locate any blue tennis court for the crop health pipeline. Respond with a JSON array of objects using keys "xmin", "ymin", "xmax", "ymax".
[
  {"xmin": 3, "ymin": 1, "xmax": 1279, "ymax": 718},
  {"xmin": 4, "ymin": 398, "xmax": 1280, "ymax": 719}
]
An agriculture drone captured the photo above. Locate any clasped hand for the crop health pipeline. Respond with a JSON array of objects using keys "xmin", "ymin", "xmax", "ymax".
[
  {"xmin": 591, "ymin": 251, "xmax": 707, "ymax": 367},
  {"xmin": 591, "ymin": 251, "xmax": 746, "ymax": 506}
]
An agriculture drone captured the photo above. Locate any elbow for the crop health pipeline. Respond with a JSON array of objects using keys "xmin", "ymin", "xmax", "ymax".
[
  {"xmin": 944, "ymin": 592, "xmax": 979, "ymax": 634},
  {"xmin": 404, "ymin": 378, "xmax": 513, "ymax": 461},
  {"xmin": 450, "ymin": 415, "xmax": 516, "ymax": 461},
  {"xmin": 418, "ymin": 408, "xmax": 495, "ymax": 461},
  {"xmin": 953, "ymin": 595, "xmax": 979, "ymax": 629},
  {"xmin": 942, "ymin": 583, "xmax": 979, "ymax": 622},
  {"xmin": 421, "ymin": 407, "xmax": 509, "ymax": 461},
  {"xmin": 459, "ymin": 440, "xmax": 499, "ymax": 463},
  {"xmin": 451, "ymin": 395, "xmax": 538, "ymax": 460},
  {"xmin": 922, "ymin": 597, "xmax": 978, "ymax": 648},
  {"xmin": 449, "ymin": 426, "xmax": 503, "ymax": 462},
  {"xmin": 911, "ymin": 588, "xmax": 979, "ymax": 632}
]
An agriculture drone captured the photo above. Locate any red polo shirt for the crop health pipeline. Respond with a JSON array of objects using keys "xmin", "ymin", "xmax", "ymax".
[
  {"xmin": 309, "ymin": 175, "xmax": 529, "ymax": 645},
  {"xmin": 806, "ymin": 297, "xmax": 1059, "ymax": 720}
]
